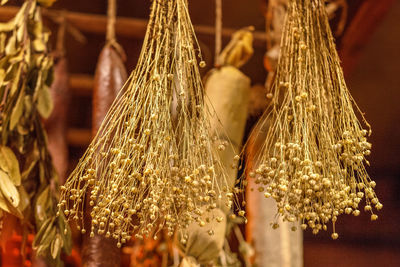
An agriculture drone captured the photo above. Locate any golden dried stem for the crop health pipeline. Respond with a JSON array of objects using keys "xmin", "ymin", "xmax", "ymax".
[
  {"xmin": 59, "ymin": 0, "xmax": 237, "ymax": 246},
  {"xmin": 249, "ymin": 0, "xmax": 381, "ymax": 239}
]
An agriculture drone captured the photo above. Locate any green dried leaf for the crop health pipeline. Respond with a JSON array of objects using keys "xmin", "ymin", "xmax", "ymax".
[
  {"xmin": 0, "ymin": 18, "xmax": 15, "ymax": 32},
  {"xmin": 10, "ymin": 50, "xmax": 24, "ymax": 64},
  {"xmin": 10, "ymin": 89, "xmax": 24, "ymax": 130},
  {"xmin": 3, "ymin": 61, "xmax": 16, "ymax": 82},
  {"xmin": 50, "ymin": 234, "xmax": 62, "ymax": 259},
  {"xmin": 0, "ymin": 146, "xmax": 21, "ymax": 185},
  {"xmin": 9, "ymin": 65, "xmax": 21, "ymax": 96},
  {"xmin": 36, "ymin": 85, "xmax": 53, "ymax": 119},
  {"xmin": 32, "ymin": 39, "xmax": 45, "ymax": 52},
  {"xmin": 0, "ymin": 68, "xmax": 5, "ymax": 85},
  {"xmin": 0, "ymin": 191, "xmax": 23, "ymax": 218},
  {"xmin": 32, "ymin": 217, "xmax": 53, "ymax": 248},
  {"xmin": 34, "ymin": 219, "xmax": 56, "ymax": 257},
  {"xmin": 17, "ymin": 186, "xmax": 30, "ymax": 212},
  {"xmin": 4, "ymin": 35, "xmax": 16, "ymax": 55},
  {"xmin": 16, "ymin": 25, "xmax": 24, "ymax": 42},
  {"xmin": 21, "ymin": 143, "xmax": 40, "ymax": 180},
  {"xmin": 58, "ymin": 213, "xmax": 72, "ymax": 254},
  {"xmin": 35, "ymin": 186, "xmax": 50, "ymax": 223},
  {"xmin": 0, "ymin": 169, "xmax": 20, "ymax": 207},
  {"xmin": 0, "ymin": 190, "xmax": 12, "ymax": 213}
]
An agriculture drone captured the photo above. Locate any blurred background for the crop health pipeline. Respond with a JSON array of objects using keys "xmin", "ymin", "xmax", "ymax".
[{"xmin": 1, "ymin": 0, "xmax": 400, "ymax": 266}]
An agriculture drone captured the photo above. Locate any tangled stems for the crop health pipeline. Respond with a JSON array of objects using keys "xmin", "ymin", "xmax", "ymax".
[
  {"xmin": 251, "ymin": 0, "xmax": 381, "ymax": 239},
  {"xmin": 58, "ymin": 0, "xmax": 237, "ymax": 247}
]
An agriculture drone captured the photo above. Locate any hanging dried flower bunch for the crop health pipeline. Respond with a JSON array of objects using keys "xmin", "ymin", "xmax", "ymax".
[
  {"xmin": 0, "ymin": 0, "xmax": 71, "ymax": 264},
  {"xmin": 250, "ymin": 0, "xmax": 381, "ymax": 239},
  {"xmin": 59, "ymin": 0, "xmax": 235, "ymax": 247}
]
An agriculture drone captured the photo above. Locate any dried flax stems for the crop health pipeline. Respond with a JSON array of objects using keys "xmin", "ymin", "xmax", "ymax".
[
  {"xmin": 59, "ymin": 0, "xmax": 234, "ymax": 247},
  {"xmin": 251, "ymin": 0, "xmax": 381, "ymax": 239}
]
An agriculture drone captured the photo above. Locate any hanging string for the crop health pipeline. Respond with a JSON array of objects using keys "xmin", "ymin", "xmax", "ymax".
[
  {"xmin": 215, "ymin": 0, "xmax": 222, "ymax": 66},
  {"xmin": 55, "ymin": 12, "xmax": 66, "ymax": 56},
  {"xmin": 106, "ymin": 0, "xmax": 117, "ymax": 43}
]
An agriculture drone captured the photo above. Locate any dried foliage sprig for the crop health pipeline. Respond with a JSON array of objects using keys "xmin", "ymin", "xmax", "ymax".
[
  {"xmin": 59, "ymin": 0, "xmax": 237, "ymax": 248},
  {"xmin": 250, "ymin": 0, "xmax": 381, "ymax": 239},
  {"xmin": 0, "ymin": 0, "xmax": 71, "ymax": 265}
]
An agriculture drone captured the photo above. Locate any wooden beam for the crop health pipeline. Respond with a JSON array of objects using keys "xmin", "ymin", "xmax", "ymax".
[
  {"xmin": 69, "ymin": 74, "xmax": 93, "ymax": 96},
  {"xmin": 340, "ymin": 0, "xmax": 395, "ymax": 75},
  {"xmin": 66, "ymin": 128, "xmax": 91, "ymax": 147},
  {"xmin": 0, "ymin": 6, "xmax": 267, "ymax": 46}
]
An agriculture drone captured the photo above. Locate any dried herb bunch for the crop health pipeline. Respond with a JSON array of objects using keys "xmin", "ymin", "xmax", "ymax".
[
  {"xmin": 59, "ymin": 0, "xmax": 236, "ymax": 247},
  {"xmin": 251, "ymin": 0, "xmax": 381, "ymax": 239},
  {"xmin": 0, "ymin": 0, "xmax": 71, "ymax": 265}
]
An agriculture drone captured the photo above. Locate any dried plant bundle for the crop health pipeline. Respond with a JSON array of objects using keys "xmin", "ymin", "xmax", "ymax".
[
  {"xmin": 0, "ymin": 0, "xmax": 71, "ymax": 264},
  {"xmin": 59, "ymin": 0, "xmax": 236, "ymax": 247},
  {"xmin": 250, "ymin": 0, "xmax": 381, "ymax": 239}
]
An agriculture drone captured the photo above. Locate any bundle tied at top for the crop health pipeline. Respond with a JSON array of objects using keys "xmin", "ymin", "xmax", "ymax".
[
  {"xmin": 58, "ymin": 0, "xmax": 238, "ymax": 247},
  {"xmin": 250, "ymin": 0, "xmax": 381, "ymax": 239}
]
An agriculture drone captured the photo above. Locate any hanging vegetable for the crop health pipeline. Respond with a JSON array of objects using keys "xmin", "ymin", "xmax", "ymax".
[
  {"xmin": 59, "ymin": 0, "xmax": 238, "ymax": 248},
  {"xmin": 82, "ymin": 0, "xmax": 127, "ymax": 266},
  {"xmin": 0, "ymin": 0, "xmax": 71, "ymax": 266},
  {"xmin": 249, "ymin": 0, "xmax": 381, "ymax": 239}
]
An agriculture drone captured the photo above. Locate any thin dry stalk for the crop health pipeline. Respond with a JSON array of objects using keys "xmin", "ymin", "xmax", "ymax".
[
  {"xmin": 59, "ymin": 0, "xmax": 237, "ymax": 247},
  {"xmin": 249, "ymin": 0, "xmax": 381, "ymax": 239}
]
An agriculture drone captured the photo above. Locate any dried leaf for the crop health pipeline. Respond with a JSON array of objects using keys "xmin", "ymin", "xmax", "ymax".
[
  {"xmin": 9, "ymin": 65, "xmax": 21, "ymax": 96},
  {"xmin": 0, "ymin": 19, "xmax": 15, "ymax": 32},
  {"xmin": 32, "ymin": 39, "xmax": 45, "ymax": 52},
  {"xmin": 32, "ymin": 217, "xmax": 53, "ymax": 248},
  {"xmin": 35, "ymin": 186, "xmax": 50, "ymax": 223},
  {"xmin": 16, "ymin": 24, "xmax": 24, "ymax": 42},
  {"xmin": 0, "ymin": 169, "xmax": 20, "ymax": 207},
  {"xmin": 50, "ymin": 234, "xmax": 62, "ymax": 259},
  {"xmin": 39, "ymin": 226, "xmax": 56, "ymax": 255},
  {"xmin": 0, "ymin": 190, "xmax": 12, "ymax": 214},
  {"xmin": 10, "ymin": 89, "xmax": 24, "ymax": 130},
  {"xmin": 58, "ymin": 213, "xmax": 72, "ymax": 254},
  {"xmin": 34, "ymin": 221, "xmax": 56, "ymax": 256},
  {"xmin": 4, "ymin": 35, "xmax": 16, "ymax": 55},
  {"xmin": 21, "ymin": 142, "xmax": 40, "ymax": 180},
  {"xmin": 37, "ymin": 85, "xmax": 53, "ymax": 119},
  {"xmin": 17, "ymin": 186, "xmax": 30, "ymax": 212},
  {"xmin": 0, "ymin": 146, "xmax": 21, "ymax": 185},
  {"xmin": 0, "ymin": 68, "xmax": 5, "ymax": 86}
]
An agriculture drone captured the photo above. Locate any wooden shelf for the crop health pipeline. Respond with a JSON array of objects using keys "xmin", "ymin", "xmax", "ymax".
[{"xmin": 0, "ymin": 6, "xmax": 267, "ymax": 47}]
